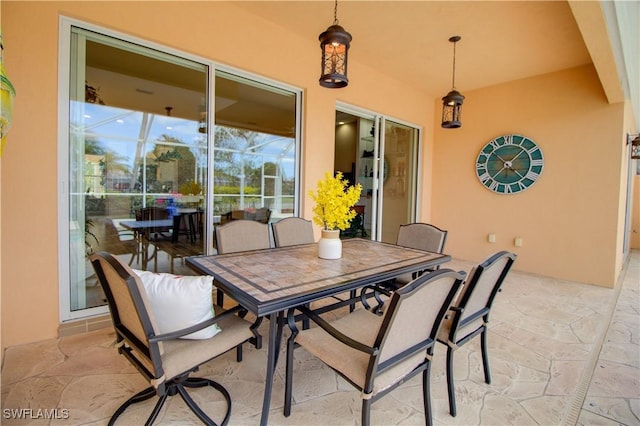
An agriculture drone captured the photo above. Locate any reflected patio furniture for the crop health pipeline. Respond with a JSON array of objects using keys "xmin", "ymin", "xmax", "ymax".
[
  {"xmin": 224, "ymin": 208, "xmax": 271, "ymax": 224},
  {"xmin": 152, "ymin": 238, "xmax": 202, "ymax": 274},
  {"xmin": 437, "ymin": 250, "xmax": 516, "ymax": 417},
  {"xmin": 89, "ymin": 252, "xmax": 261, "ymax": 426},
  {"xmin": 120, "ymin": 218, "xmax": 174, "ymax": 270},
  {"xmin": 135, "ymin": 206, "xmax": 171, "ymax": 241},
  {"xmin": 284, "ymin": 268, "xmax": 465, "ymax": 426},
  {"xmin": 341, "ymin": 205, "xmax": 367, "ymax": 238},
  {"xmin": 271, "ymin": 217, "xmax": 314, "ymax": 247},
  {"xmin": 103, "ymin": 218, "xmax": 139, "ymax": 266}
]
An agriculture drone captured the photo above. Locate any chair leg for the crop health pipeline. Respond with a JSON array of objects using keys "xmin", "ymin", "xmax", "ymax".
[
  {"xmin": 361, "ymin": 399, "xmax": 371, "ymax": 426},
  {"xmin": 144, "ymin": 392, "xmax": 168, "ymax": 426},
  {"xmin": 236, "ymin": 343, "xmax": 243, "ymax": 362},
  {"xmin": 108, "ymin": 386, "xmax": 157, "ymax": 426},
  {"xmin": 180, "ymin": 377, "xmax": 232, "ymax": 426},
  {"xmin": 422, "ymin": 361, "xmax": 433, "ymax": 426},
  {"xmin": 481, "ymin": 328, "xmax": 492, "ymax": 384},
  {"xmin": 446, "ymin": 346, "xmax": 457, "ymax": 417}
]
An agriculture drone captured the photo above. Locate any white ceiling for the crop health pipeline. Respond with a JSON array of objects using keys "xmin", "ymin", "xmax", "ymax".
[{"xmin": 235, "ymin": 1, "xmax": 593, "ymax": 97}]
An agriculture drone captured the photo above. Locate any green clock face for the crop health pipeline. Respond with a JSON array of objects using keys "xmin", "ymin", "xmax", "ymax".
[{"xmin": 476, "ymin": 134, "xmax": 543, "ymax": 194}]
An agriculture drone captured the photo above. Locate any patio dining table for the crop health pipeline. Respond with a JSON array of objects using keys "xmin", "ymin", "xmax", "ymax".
[{"xmin": 186, "ymin": 238, "xmax": 451, "ymax": 425}]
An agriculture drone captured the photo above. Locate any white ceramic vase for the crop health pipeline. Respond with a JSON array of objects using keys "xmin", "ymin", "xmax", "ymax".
[{"xmin": 317, "ymin": 229, "xmax": 342, "ymax": 259}]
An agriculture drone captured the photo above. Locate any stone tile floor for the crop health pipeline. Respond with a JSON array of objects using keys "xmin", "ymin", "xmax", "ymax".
[{"xmin": 2, "ymin": 251, "xmax": 638, "ymax": 425}]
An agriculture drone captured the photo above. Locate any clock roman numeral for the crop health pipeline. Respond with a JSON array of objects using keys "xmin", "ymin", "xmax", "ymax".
[
  {"xmin": 530, "ymin": 159, "xmax": 543, "ymax": 167},
  {"xmin": 503, "ymin": 135, "xmax": 514, "ymax": 145},
  {"xmin": 527, "ymin": 147, "xmax": 541, "ymax": 155},
  {"xmin": 479, "ymin": 172, "xmax": 491, "ymax": 183},
  {"xmin": 525, "ymin": 170, "xmax": 540, "ymax": 181}
]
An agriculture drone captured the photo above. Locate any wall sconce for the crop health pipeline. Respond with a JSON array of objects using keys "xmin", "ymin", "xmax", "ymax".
[
  {"xmin": 441, "ymin": 35, "xmax": 465, "ymax": 129},
  {"xmin": 319, "ymin": 0, "xmax": 352, "ymax": 88},
  {"xmin": 629, "ymin": 133, "xmax": 640, "ymax": 159}
]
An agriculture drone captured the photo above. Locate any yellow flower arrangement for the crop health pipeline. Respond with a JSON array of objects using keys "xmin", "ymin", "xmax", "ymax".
[{"xmin": 309, "ymin": 171, "xmax": 362, "ymax": 231}]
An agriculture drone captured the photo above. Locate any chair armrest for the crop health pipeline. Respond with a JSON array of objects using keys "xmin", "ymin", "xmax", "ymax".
[
  {"xmin": 149, "ymin": 305, "xmax": 244, "ymax": 343},
  {"xmin": 297, "ymin": 305, "xmax": 378, "ymax": 355}
]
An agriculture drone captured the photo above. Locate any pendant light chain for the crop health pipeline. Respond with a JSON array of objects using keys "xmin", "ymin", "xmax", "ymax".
[
  {"xmin": 451, "ymin": 40, "xmax": 457, "ymax": 90},
  {"xmin": 333, "ymin": 0, "xmax": 339, "ymax": 25}
]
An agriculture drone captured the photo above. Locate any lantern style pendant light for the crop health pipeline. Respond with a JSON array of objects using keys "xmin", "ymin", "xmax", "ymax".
[
  {"xmin": 629, "ymin": 133, "xmax": 640, "ymax": 159},
  {"xmin": 319, "ymin": 0, "xmax": 352, "ymax": 88},
  {"xmin": 441, "ymin": 35, "xmax": 465, "ymax": 128}
]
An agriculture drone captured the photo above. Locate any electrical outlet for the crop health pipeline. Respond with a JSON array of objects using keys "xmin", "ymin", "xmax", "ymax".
[
  {"xmin": 514, "ymin": 237, "xmax": 523, "ymax": 247},
  {"xmin": 488, "ymin": 234, "xmax": 496, "ymax": 243}
]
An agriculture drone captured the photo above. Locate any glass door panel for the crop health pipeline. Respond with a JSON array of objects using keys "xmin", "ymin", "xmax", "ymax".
[
  {"xmin": 62, "ymin": 23, "xmax": 301, "ymax": 321},
  {"xmin": 68, "ymin": 27, "xmax": 208, "ymax": 314},
  {"xmin": 213, "ymin": 71, "xmax": 298, "ymax": 220},
  {"xmin": 378, "ymin": 120, "xmax": 419, "ymax": 243},
  {"xmin": 335, "ymin": 108, "xmax": 420, "ymax": 243}
]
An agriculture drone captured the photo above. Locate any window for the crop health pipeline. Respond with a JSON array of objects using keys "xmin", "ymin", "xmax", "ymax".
[{"xmin": 59, "ymin": 20, "xmax": 301, "ymax": 320}]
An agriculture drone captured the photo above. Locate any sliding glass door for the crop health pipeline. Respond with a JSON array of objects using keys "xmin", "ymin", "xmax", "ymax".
[
  {"xmin": 65, "ymin": 27, "xmax": 208, "ymax": 316},
  {"xmin": 335, "ymin": 106, "xmax": 420, "ymax": 243},
  {"xmin": 378, "ymin": 119, "xmax": 420, "ymax": 243},
  {"xmin": 60, "ymin": 20, "xmax": 301, "ymax": 321}
]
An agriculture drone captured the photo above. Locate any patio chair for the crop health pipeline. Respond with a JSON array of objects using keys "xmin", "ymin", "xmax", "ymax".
[
  {"xmin": 437, "ymin": 250, "xmax": 516, "ymax": 417},
  {"xmin": 394, "ymin": 222, "xmax": 448, "ymax": 286},
  {"xmin": 362, "ymin": 222, "xmax": 448, "ymax": 312},
  {"xmin": 90, "ymin": 252, "xmax": 261, "ymax": 426},
  {"xmin": 271, "ymin": 217, "xmax": 315, "ymax": 247},
  {"xmin": 214, "ymin": 220, "xmax": 271, "ymax": 305},
  {"xmin": 284, "ymin": 268, "xmax": 465, "ymax": 426}
]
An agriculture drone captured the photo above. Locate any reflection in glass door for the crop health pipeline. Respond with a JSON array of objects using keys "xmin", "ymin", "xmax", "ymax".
[
  {"xmin": 61, "ymin": 21, "xmax": 302, "ymax": 321},
  {"xmin": 378, "ymin": 119, "xmax": 420, "ymax": 243},
  {"xmin": 335, "ymin": 108, "xmax": 419, "ymax": 243},
  {"xmin": 65, "ymin": 27, "xmax": 208, "ymax": 318}
]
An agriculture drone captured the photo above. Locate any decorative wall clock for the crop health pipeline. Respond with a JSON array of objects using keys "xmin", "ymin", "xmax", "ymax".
[{"xmin": 475, "ymin": 134, "xmax": 543, "ymax": 194}]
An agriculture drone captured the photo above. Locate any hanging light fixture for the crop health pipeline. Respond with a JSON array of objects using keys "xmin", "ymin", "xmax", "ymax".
[
  {"xmin": 629, "ymin": 133, "xmax": 640, "ymax": 159},
  {"xmin": 319, "ymin": 0, "xmax": 352, "ymax": 88},
  {"xmin": 441, "ymin": 35, "xmax": 465, "ymax": 128}
]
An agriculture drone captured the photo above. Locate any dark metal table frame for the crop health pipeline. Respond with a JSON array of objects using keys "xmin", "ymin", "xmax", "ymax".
[{"xmin": 186, "ymin": 238, "xmax": 451, "ymax": 425}]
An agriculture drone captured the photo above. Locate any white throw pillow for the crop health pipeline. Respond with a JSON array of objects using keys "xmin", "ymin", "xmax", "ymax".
[{"xmin": 132, "ymin": 269, "xmax": 221, "ymax": 340}]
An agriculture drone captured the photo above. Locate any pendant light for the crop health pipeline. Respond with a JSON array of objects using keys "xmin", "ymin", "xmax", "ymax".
[
  {"xmin": 319, "ymin": 0, "xmax": 352, "ymax": 88},
  {"xmin": 441, "ymin": 35, "xmax": 465, "ymax": 128},
  {"xmin": 629, "ymin": 133, "xmax": 640, "ymax": 159}
]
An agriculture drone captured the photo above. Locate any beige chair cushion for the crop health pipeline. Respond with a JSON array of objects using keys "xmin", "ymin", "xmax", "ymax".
[
  {"xmin": 296, "ymin": 309, "xmax": 423, "ymax": 397},
  {"xmin": 395, "ymin": 223, "xmax": 447, "ymax": 284},
  {"xmin": 437, "ymin": 258, "xmax": 508, "ymax": 345},
  {"xmin": 160, "ymin": 306, "xmax": 254, "ymax": 381},
  {"xmin": 215, "ymin": 220, "xmax": 271, "ymax": 254},
  {"xmin": 272, "ymin": 217, "xmax": 315, "ymax": 247}
]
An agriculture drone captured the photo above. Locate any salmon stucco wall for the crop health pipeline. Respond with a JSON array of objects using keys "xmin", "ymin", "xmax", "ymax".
[
  {"xmin": 0, "ymin": 1, "xmax": 434, "ymax": 348},
  {"xmin": 432, "ymin": 65, "xmax": 626, "ymax": 287}
]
